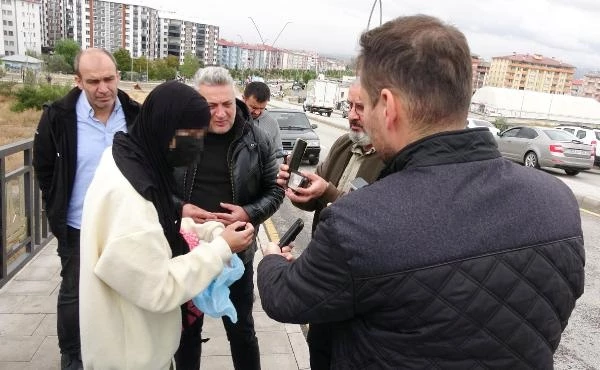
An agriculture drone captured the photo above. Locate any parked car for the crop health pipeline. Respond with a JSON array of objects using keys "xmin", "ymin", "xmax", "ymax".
[
  {"xmin": 496, "ymin": 126, "xmax": 594, "ymax": 176},
  {"xmin": 555, "ymin": 125, "xmax": 600, "ymax": 166},
  {"xmin": 466, "ymin": 118, "xmax": 500, "ymax": 136},
  {"xmin": 269, "ymin": 108, "xmax": 321, "ymax": 165}
]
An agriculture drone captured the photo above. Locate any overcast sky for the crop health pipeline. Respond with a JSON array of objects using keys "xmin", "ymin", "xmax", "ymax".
[{"xmin": 148, "ymin": 0, "xmax": 600, "ymax": 70}]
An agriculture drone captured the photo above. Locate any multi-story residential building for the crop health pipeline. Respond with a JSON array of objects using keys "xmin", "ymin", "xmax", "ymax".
[
  {"xmin": 582, "ymin": 72, "xmax": 600, "ymax": 102},
  {"xmin": 1, "ymin": 0, "xmax": 42, "ymax": 56},
  {"xmin": 217, "ymin": 39, "xmax": 325, "ymax": 72},
  {"xmin": 471, "ymin": 55, "xmax": 490, "ymax": 91},
  {"xmin": 571, "ymin": 79, "xmax": 584, "ymax": 97},
  {"xmin": 37, "ymin": 0, "xmax": 216, "ymax": 65},
  {"xmin": 196, "ymin": 23, "xmax": 217, "ymax": 66},
  {"xmin": 485, "ymin": 53, "xmax": 575, "ymax": 94}
]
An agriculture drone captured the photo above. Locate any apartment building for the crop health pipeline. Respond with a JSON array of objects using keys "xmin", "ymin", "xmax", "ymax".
[
  {"xmin": 36, "ymin": 0, "xmax": 217, "ymax": 65},
  {"xmin": 571, "ymin": 79, "xmax": 584, "ymax": 97},
  {"xmin": 582, "ymin": 72, "xmax": 600, "ymax": 102},
  {"xmin": 217, "ymin": 40, "xmax": 324, "ymax": 71},
  {"xmin": 471, "ymin": 55, "xmax": 490, "ymax": 91},
  {"xmin": 485, "ymin": 53, "xmax": 575, "ymax": 94},
  {"xmin": 1, "ymin": 0, "xmax": 41, "ymax": 56}
]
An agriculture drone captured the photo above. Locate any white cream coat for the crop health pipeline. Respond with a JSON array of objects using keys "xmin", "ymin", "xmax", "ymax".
[{"xmin": 80, "ymin": 149, "xmax": 232, "ymax": 370}]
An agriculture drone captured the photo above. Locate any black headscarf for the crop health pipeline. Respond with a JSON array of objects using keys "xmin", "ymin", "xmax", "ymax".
[{"xmin": 112, "ymin": 81, "xmax": 210, "ymax": 257}]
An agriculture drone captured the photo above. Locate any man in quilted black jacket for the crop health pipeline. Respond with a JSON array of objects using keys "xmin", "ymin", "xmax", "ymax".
[{"xmin": 257, "ymin": 14, "xmax": 585, "ymax": 369}]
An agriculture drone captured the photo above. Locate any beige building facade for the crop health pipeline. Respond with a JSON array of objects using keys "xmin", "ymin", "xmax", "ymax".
[{"xmin": 485, "ymin": 53, "xmax": 575, "ymax": 94}]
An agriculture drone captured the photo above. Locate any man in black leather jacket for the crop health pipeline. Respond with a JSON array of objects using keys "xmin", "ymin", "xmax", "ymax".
[
  {"xmin": 173, "ymin": 66, "xmax": 284, "ymax": 370},
  {"xmin": 257, "ymin": 15, "xmax": 585, "ymax": 369}
]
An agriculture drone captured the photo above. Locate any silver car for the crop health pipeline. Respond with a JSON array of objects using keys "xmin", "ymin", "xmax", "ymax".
[{"xmin": 496, "ymin": 126, "xmax": 594, "ymax": 176}]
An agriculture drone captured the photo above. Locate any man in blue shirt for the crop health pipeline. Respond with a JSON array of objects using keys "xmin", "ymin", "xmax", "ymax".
[{"xmin": 33, "ymin": 48, "xmax": 140, "ymax": 370}]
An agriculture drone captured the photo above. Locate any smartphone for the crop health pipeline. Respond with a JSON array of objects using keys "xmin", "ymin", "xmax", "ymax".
[
  {"xmin": 286, "ymin": 139, "xmax": 309, "ymax": 191},
  {"xmin": 349, "ymin": 177, "xmax": 369, "ymax": 191},
  {"xmin": 287, "ymin": 139, "xmax": 307, "ymax": 173},
  {"xmin": 277, "ymin": 218, "xmax": 304, "ymax": 248}
]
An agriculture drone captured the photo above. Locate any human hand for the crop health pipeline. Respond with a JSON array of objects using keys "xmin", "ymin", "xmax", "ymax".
[
  {"xmin": 285, "ymin": 172, "xmax": 327, "ymax": 203},
  {"xmin": 182, "ymin": 204, "xmax": 216, "ymax": 224},
  {"xmin": 263, "ymin": 242, "xmax": 295, "ymax": 261},
  {"xmin": 276, "ymin": 163, "xmax": 291, "ymax": 189},
  {"xmin": 221, "ymin": 221, "xmax": 255, "ymax": 254},
  {"xmin": 212, "ymin": 203, "xmax": 251, "ymax": 226}
]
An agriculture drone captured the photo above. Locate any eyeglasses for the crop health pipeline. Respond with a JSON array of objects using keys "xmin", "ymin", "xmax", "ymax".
[{"xmin": 347, "ymin": 101, "xmax": 365, "ymax": 117}]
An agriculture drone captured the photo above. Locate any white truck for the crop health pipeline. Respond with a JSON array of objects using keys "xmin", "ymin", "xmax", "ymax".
[{"xmin": 303, "ymin": 79, "xmax": 339, "ymax": 117}]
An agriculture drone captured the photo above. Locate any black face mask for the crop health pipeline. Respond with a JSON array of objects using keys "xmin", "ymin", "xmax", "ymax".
[{"xmin": 166, "ymin": 135, "xmax": 204, "ymax": 168}]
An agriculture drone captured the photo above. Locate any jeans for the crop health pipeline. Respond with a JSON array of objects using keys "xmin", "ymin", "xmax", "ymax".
[
  {"xmin": 175, "ymin": 257, "xmax": 260, "ymax": 370},
  {"xmin": 57, "ymin": 227, "xmax": 81, "ymax": 357}
]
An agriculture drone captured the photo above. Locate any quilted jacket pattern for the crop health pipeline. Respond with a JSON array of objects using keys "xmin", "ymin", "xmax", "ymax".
[{"xmin": 258, "ymin": 129, "xmax": 585, "ymax": 369}]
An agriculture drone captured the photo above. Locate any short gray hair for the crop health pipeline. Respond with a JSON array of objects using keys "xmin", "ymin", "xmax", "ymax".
[{"xmin": 193, "ymin": 66, "xmax": 234, "ymax": 88}]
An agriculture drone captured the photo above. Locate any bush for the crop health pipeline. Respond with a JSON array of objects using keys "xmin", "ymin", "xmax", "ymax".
[
  {"xmin": 0, "ymin": 81, "xmax": 17, "ymax": 96},
  {"xmin": 493, "ymin": 117, "xmax": 510, "ymax": 132},
  {"xmin": 11, "ymin": 84, "xmax": 72, "ymax": 112}
]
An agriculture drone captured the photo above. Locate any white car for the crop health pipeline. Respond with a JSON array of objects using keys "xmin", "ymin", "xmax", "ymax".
[
  {"xmin": 555, "ymin": 125, "xmax": 600, "ymax": 166},
  {"xmin": 467, "ymin": 118, "xmax": 500, "ymax": 136}
]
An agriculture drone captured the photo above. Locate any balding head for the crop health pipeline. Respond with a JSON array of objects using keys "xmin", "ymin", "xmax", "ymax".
[{"xmin": 74, "ymin": 48, "xmax": 118, "ymax": 77}]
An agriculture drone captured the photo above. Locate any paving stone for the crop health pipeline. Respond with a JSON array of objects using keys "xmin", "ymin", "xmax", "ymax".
[
  {"xmin": 0, "ymin": 281, "xmax": 59, "ymax": 296},
  {"xmin": 0, "ymin": 314, "xmax": 45, "ymax": 335},
  {"xmin": 34, "ymin": 314, "xmax": 57, "ymax": 336},
  {"xmin": 200, "ymin": 334, "xmax": 231, "ymax": 356},
  {"xmin": 14, "ymin": 295, "xmax": 57, "ymax": 314},
  {"xmin": 285, "ymin": 323, "xmax": 302, "ymax": 334},
  {"xmin": 254, "ymin": 311, "xmax": 286, "ymax": 332},
  {"xmin": 29, "ymin": 336, "xmax": 60, "ymax": 370},
  {"xmin": 260, "ymin": 354, "xmax": 301, "ymax": 370},
  {"xmin": 288, "ymin": 332, "xmax": 310, "ymax": 369},
  {"xmin": 28, "ymin": 255, "xmax": 60, "ymax": 269},
  {"xmin": 257, "ymin": 331, "xmax": 292, "ymax": 354},
  {"xmin": 14, "ymin": 267, "xmax": 59, "ymax": 281},
  {"xmin": 0, "ymin": 336, "xmax": 43, "ymax": 362},
  {"xmin": 200, "ymin": 355, "xmax": 234, "ymax": 370},
  {"xmin": 0, "ymin": 295, "xmax": 26, "ymax": 313}
]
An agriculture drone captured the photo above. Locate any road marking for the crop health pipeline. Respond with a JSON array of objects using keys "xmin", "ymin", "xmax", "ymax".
[
  {"xmin": 263, "ymin": 218, "xmax": 280, "ymax": 242},
  {"xmin": 580, "ymin": 208, "xmax": 600, "ymax": 218}
]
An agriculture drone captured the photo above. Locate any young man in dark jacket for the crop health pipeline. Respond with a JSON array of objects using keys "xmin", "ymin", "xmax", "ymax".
[
  {"xmin": 258, "ymin": 15, "xmax": 585, "ymax": 369},
  {"xmin": 174, "ymin": 66, "xmax": 284, "ymax": 370},
  {"xmin": 32, "ymin": 48, "xmax": 140, "ymax": 369}
]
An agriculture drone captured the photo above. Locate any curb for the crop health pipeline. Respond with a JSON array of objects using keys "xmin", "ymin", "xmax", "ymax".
[{"xmin": 576, "ymin": 195, "xmax": 600, "ymax": 215}]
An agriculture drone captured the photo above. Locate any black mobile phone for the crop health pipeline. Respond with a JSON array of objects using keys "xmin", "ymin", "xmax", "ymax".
[
  {"xmin": 286, "ymin": 139, "xmax": 309, "ymax": 191},
  {"xmin": 287, "ymin": 139, "xmax": 307, "ymax": 173},
  {"xmin": 349, "ymin": 177, "xmax": 369, "ymax": 191},
  {"xmin": 277, "ymin": 218, "xmax": 304, "ymax": 248}
]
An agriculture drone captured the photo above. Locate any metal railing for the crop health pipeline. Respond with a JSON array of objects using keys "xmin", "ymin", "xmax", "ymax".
[{"xmin": 0, "ymin": 138, "xmax": 52, "ymax": 287}]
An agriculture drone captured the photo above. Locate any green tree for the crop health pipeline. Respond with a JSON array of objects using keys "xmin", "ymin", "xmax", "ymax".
[
  {"xmin": 54, "ymin": 39, "xmax": 81, "ymax": 70},
  {"xmin": 153, "ymin": 58, "xmax": 177, "ymax": 81},
  {"xmin": 165, "ymin": 55, "xmax": 180, "ymax": 70},
  {"xmin": 45, "ymin": 54, "xmax": 72, "ymax": 73},
  {"xmin": 112, "ymin": 48, "xmax": 132, "ymax": 76},
  {"xmin": 180, "ymin": 52, "xmax": 200, "ymax": 79}
]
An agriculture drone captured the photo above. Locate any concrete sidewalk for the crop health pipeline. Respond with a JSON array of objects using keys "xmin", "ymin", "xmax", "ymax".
[{"xmin": 0, "ymin": 227, "xmax": 310, "ymax": 370}]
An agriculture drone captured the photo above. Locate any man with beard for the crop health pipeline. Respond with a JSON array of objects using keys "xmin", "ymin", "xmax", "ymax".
[
  {"xmin": 277, "ymin": 79, "xmax": 384, "ymax": 233},
  {"xmin": 276, "ymin": 79, "xmax": 384, "ymax": 369}
]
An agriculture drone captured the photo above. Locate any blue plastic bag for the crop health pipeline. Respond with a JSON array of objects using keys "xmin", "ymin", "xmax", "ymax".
[{"xmin": 192, "ymin": 254, "xmax": 244, "ymax": 323}]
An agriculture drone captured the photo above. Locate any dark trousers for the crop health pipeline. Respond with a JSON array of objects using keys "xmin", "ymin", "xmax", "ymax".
[
  {"xmin": 175, "ymin": 258, "xmax": 260, "ymax": 370},
  {"xmin": 57, "ymin": 227, "xmax": 81, "ymax": 356},
  {"xmin": 307, "ymin": 323, "xmax": 333, "ymax": 370}
]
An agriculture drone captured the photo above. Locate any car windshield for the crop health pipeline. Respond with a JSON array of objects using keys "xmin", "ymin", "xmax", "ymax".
[
  {"xmin": 271, "ymin": 112, "xmax": 311, "ymax": 130},
  {"xmin": 544, "ymin": 129, "xmax": 579, "ymax": 141}
]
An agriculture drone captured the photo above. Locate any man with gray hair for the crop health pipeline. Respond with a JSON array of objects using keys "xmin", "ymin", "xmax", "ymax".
[{"xmin": 173, "ymin": 66, "xmax": 284, "ymax": 370}]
